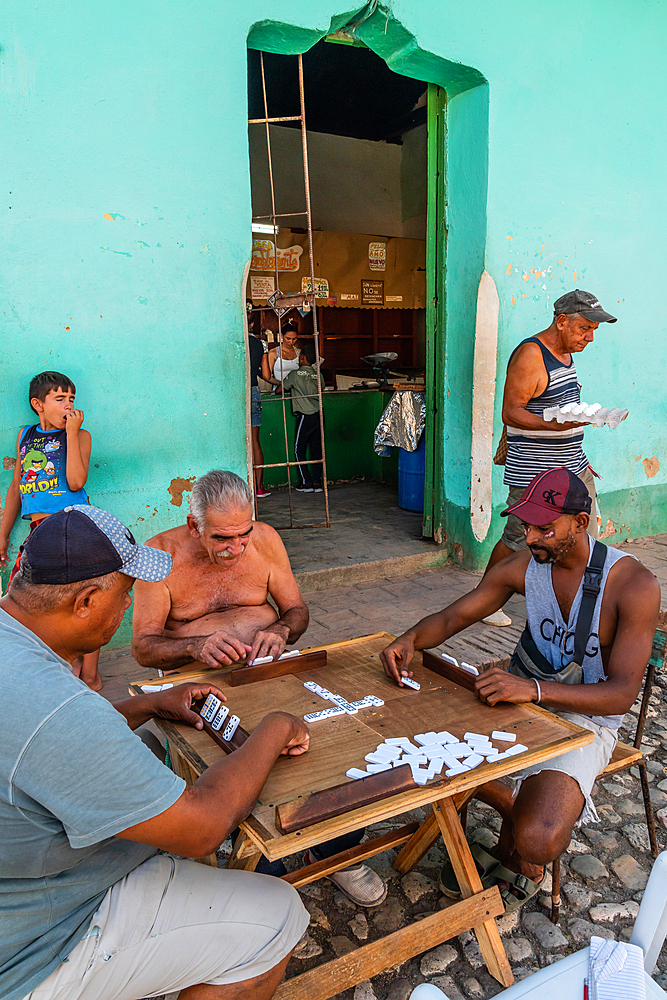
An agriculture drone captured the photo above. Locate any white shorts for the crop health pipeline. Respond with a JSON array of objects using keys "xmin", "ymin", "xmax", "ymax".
[
  {"xmin": 506, "ymin": 712, "xmax": 617, "ymax": 826},
  {"xmin": 21, "ymin": 854, "xmax": 309, "ymax": 1000}
]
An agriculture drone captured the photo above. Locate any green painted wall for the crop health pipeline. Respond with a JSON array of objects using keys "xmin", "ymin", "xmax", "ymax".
[{"xmin": 2, "ymin": 0, "xmax": 666, "ymax": 619}]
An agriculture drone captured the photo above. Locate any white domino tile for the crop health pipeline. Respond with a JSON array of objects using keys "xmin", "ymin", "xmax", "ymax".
[
  {"xmin": 400, "ymin": 676, "xmax": 421, "ymax": 691},
  {"xmin": 445, "ymin": 764, "xmax": 470, "ymax": 777},
  {"xmin": 385, "ymin": 736, "xmax": 412, "ymax": 747},
  {"xmin": 346, "ymin": 767, "xmax": 368, "ymax": 779},
  {"xmin": 365, "ymin": 750, "xmax": 396, "ymax": 765},
  {"xmin": 364, "ymin": 694, "xmax": 385, "ymax": 707},
  {"xmin": 222, "ymin": 715, "xmax": 239, "ymax": 741},
  {"xmin": 502, "ymin": 743, "xmax": 528, "ymax": 757},
  {"xmin": 375, "ymin": 745, "xmax": 402, "ymax": 760},
  {"xmin": 440, "ymin": 653, "xmax": 459, "ymax": 667},
  {"xmin": 303, "ymin": 707, "xmax": 345, "ymax": 723},
  {"xmin": 460, "ymin": 662, "xmax": 480, "ymax": 676},
  {"xmin": 211, "ymin": 706, "xmax": 230, "ymax": 731},
  {"xmin": 401, "ymin": 742, "xmax": 424, "ymax": 755},
  {"xmin": 435, "ymin": 731, "xmax": 457, "ymax": 744},
  {"xmin": 250, "ymin": 655, "xmax": 273, "ymax": 665},
  {"xmin": 492, "ymin": 731, "xmax": 517, "ymax": 742},
  {"xmin": 414, "ymin": 733, "xmax": 440, "ymax": 746},
  {"xmin": 407, "ymin": 754, "xmax": 428, "ymax": 767},
  {"xmin": 464, "ymin": 732, "xmax": 487, "ymax": 742},
  {"xmin": 411, "ymin": 766, "xmax": 430, "ymax": 785},
  {"xmin": 366, "ymin": 762, "xmax": 392, "ymax": 773},
  {"xmin": 141, "ymin": 682, "xmax": 173, "ymax": 692},
  {"xmin": 329, "ymin": 694, "xmax": 359, "ymax": 715},
  {"xmin": 463, "ymin": 753, "xmax": 484, "ymax": 769},
  {"xmin": 201, "ymin": 694, "xmax": 222, "ymax": 722},
  {"xmin": 278, "ymin": 650, "xmax": 301, "ymax": 659}
]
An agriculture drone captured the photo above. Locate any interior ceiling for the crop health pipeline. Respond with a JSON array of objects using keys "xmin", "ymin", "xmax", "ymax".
[{"xmin": 248, "ymin": 40, "xmax": 427, "ymax": 144}]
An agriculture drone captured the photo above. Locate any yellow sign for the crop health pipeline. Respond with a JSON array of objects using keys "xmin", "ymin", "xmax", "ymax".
[
  {"xmin": 251, "ymin": 240, "xmax": 304, "ymax": 272},
  {"xmin": 301, "ymin": 277, "xmax": 330, "ymax": 299},
  {"xmin": 369, "ymin": 241, "xmax": 386, "ymax": 271}
]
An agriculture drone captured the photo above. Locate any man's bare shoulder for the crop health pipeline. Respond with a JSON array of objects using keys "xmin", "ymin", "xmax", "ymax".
[
  {"xmin": 145, "ymin": 524, "xmax": 191, "ymax": 555},
  {"xmin": 507, "ymin": 339, "xmax": 545, "ymax": 371},
  {"xmin": 610, "ymin": 552, "xmax": 661, "ymax": 607},
  {"xmin": 252, "ymin": 519, "xmax": 290, "ymax": 557},
  {"xmin": 484, "ymin": 548, "xmax": 532, "ymax": 593}
]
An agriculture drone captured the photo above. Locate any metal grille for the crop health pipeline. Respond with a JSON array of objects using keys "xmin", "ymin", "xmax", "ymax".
[{"xmin": 249, "ymin": 52, "xmax": 330, "ymax": 530}]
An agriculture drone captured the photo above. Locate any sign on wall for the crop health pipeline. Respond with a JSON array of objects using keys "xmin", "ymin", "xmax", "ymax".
[
  {"xmin": 361, "ymin": 279, "xmax": 385, "ymax": 306},
  {"xmin": 368, "ymin": 242, "xmax": 386, "ymax": 271},
  {"xmin": 250, "ymin": 276, "xmax": 275, "ymax": 299},
  {"xmin": 301, "ymin": 276, "xmax": 330, "ymax": 299},
  {"xmin": 251, "ymin": 239, "xmax": 304, "ymax": 272}
]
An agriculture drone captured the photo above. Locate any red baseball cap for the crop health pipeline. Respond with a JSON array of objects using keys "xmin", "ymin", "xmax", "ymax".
[{"xmin": 501, "ymin": 468, "xmax": 592, "ymax": 526}]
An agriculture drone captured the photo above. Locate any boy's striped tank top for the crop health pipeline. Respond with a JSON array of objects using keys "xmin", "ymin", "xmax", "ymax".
[{"xmin": 504, "ymin": 337, "xmax": 588, "ymax": 488}]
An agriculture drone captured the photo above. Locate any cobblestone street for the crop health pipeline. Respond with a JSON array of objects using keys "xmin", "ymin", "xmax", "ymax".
[{"xmin": 102, "ymin": 533, "xmax": 667, "ymax": 1000}]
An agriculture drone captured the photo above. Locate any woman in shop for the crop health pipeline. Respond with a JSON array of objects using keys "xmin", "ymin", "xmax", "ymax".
[{"xmin": 262, "ymin": 321, "xmax": 300, "ymax": 391}]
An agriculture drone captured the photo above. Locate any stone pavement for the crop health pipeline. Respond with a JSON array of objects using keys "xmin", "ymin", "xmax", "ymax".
[{"xmin": 101, "ymin": 532, "xmax": 667, "ymax": 1000}]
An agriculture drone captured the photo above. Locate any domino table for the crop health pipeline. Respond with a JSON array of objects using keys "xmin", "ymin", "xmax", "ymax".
[{"xmin": 132, "ymin": 632, "xmax": 594, "ymax": 998}]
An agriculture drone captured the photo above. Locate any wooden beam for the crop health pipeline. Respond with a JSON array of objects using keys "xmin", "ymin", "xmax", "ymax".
[
  {"xmin": 274, "ymin": 889, "xmax": 504, "ymax": 1000},
  {"xmin": 224, "ymin": 831, "xmax": 262, "ymax": 872},
  {"xmin": 422, "ymin": 649, "xmax": 479, "ymax": 691},
  {"xmin": 275, "ymin": 763, "xmax": 417, "ymax": 833},
  {"xmin": 282, "ymin": 823, "xmax": 419, "ymax": 887},
  {"xmin": 392, "ymin": 810, "xmax": 441, "ymax": 873},
  {"xmin": 432, "ymin": 797, "xmax": 513, "ymax": 986},
  {"xmin": 225, "ymin": 649, "xmax": 327, "ymax": 687}
]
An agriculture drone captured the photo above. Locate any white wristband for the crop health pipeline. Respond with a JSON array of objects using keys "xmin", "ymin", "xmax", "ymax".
[{"xmin": 533, "ymin": 679, "xmax": 542, "ymax": 704}]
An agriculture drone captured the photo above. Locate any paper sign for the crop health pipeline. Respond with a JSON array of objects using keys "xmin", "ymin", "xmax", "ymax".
[
  {"xmin": 250, "ymin": 276, "xmax": 275, "ymax": 299},
  {"xmin": 340, "ymin": 293, "xmax": 359, "ymax": 301},
  {"xmin": 301, "ymin": 277, "xmax": 329, "ymax": 299},
  {"xmin": 369, "ymin": 242, "xmax": 386, "ymax": 271},
  {"xmin": 267, "ymin": 290, "xmax": 291, "ymax": 319},
  {"xmin": 251, "ymin": 240, "xmax": 304, "ymax": 272},
  {"xmin": 386, "ymin": 295, "xmax": 403, "ymax": 302},
  {"xmin": 361, "ymin": 279, "xmax": 384, "ymax": 306}
]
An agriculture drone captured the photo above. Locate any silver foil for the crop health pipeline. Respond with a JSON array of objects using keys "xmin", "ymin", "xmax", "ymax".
[{"xmin": 374, "ymin": 390, "xmax": 426, "ymax": 456}]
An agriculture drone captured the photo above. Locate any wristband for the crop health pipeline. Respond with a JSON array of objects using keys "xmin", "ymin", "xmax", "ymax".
[{"xmin": 533, "ymin": 678, "xmax": 542, "ymax": 704}]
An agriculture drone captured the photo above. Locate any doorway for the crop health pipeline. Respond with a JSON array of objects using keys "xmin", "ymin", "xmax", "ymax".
[{"xmin": 246, "ymin": 35, "xmax": 446, "ymax": 577}]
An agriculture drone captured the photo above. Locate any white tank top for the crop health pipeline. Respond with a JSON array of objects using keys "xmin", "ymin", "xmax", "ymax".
[
  {"xmin": 272, "ymin": 345, "xmax": 300, "ymax": 383},
  {"xmin": 524, "ymin": 535, "xmax": 634, "ymax": 729}
]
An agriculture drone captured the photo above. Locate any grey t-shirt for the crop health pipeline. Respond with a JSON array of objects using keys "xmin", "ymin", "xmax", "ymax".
[{"xmin": 0, "ymin": 609, "xmax": 186, "ymax": 1000}]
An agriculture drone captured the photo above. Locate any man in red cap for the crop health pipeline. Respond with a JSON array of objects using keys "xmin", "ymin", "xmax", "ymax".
[{"xmin": 380, "ymin": 468, "xmax": 659, "ymax": 911}]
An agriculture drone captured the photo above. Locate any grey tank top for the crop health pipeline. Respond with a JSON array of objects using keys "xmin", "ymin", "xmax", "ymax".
[{"xmin": 525, "ymin": 535, "xmax": 633, "ymax": 729}]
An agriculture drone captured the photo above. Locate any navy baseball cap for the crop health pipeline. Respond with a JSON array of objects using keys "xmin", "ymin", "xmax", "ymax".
[
  {"xmin": 501, "ymin": 468, "xmax": 592, "ymax": 526},
  {"xmin": 19, "ymin": 506, "xmax": 173, "ymax": 584},
  {"xmin": 553, "ymin": 289, "xmax": 617, "ymax": 324}
]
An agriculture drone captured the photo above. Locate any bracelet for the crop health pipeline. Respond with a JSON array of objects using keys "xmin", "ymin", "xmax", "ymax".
[{"xmin": 533, "ymin": 678, "xmax": 542, "ymax": 704}]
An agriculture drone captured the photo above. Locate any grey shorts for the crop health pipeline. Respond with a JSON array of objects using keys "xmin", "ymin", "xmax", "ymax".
[
  {"xmin": 251, "ymin": 386, "xmax": 262, "ymax": 428},
  {"xmin": 22, "ymin": 854, "xmax": 308, "ymax": 1000},
  {"xmin": 506, "ymin": 711, "xmax": 617, "ymax": 826},
  {"xmin": 502, "ymin": 464, "xmax": 599, "ymax": 550}
]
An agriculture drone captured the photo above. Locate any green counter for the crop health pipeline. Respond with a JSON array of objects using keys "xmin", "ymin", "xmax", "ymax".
[{"xmin": 258, "ymin": 388, "xmax": 398, "ymax": 489}]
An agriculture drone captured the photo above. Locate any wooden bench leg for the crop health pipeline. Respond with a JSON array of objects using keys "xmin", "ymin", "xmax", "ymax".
[
  {"xmin": 638, "ymin": 759, "xmax": 660, "ymax": 858},
  {"xmin": 225, "ymin": 831, "xmax": 262, "ymax": 872},
  {"xmin": 432, "ymin": 798, "xmax": 513, "ymax": 988}
]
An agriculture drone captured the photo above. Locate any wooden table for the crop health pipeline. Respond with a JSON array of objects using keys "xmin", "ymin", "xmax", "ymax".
[{"xmin": 133, "ymin": 632, "xmax": 594, "ymax": 998}]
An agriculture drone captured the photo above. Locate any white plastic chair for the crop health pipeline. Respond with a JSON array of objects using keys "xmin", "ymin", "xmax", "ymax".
[{"xmin": 409, "ymin": 852, "xmax": 667, "ymax": 1000}]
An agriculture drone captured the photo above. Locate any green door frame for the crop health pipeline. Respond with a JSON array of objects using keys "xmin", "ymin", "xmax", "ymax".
[{"xmin": 422, "ymin": 83, "xmax": 446, "ymax": 541}]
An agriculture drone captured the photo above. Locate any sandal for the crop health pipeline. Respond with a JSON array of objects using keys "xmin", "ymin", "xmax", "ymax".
[
  {"xmin": 490, "ymin": 862, "xmax": 546, "ymax": 913},
  {"xmin": 438, "ymin": 842, "xmax": 501, "ymax": 900}
]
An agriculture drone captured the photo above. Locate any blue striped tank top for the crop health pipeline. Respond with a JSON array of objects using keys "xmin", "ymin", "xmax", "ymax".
[{"xmin": 504, "ymin": 337, "xmax": 588, "ymax": 488}]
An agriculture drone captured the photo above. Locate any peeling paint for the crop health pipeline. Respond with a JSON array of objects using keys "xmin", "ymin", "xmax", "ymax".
[
  {"xmin": 600, "ymin": 518, "xmax": 617, "ymax": 538},
  {"xmin": 168, "ymin": 476, "xmax": 196, "ymax": 506},
  {"xmin": 643, "ymin": 456, "xmax": 660, "ymax": 479},
  {"xmin": 3, "ymin": 457, "xmax": 16, "ymax": 470}
]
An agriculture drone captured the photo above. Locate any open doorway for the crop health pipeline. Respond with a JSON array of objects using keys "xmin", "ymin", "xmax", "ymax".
[{"xmin": 246, "ymin": 38, "xmax": 445, "ymax": 579}]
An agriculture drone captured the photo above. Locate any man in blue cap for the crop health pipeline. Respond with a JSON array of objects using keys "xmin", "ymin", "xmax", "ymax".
[{"xmin": 0, "ymin": 505, "xmax": 309, "ymax": 1000}]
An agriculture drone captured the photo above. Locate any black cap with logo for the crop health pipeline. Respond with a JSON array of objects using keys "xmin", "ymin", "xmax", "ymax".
[{"xmin": 553, "ymin": 289, "xmax": 617, "ymax": 324}]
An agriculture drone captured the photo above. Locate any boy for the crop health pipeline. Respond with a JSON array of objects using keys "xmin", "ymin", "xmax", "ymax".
[
  {"xmin": 0, "ymin": 371, "xmax": 101, "ymax": 689},
  {"xmin": 283, "ymin": 340, "xmax": 325, "ymax": 493}
]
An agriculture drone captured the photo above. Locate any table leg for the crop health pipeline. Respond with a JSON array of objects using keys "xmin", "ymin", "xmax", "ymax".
[
  {"xmin": 225, "ymin": 830, "xmax": 262, "ymax": 872},
  {"xmin": 432, "ymin": 797, "xmax": 513, "ymax": 988},
  {"xmin": 392, "ymin": 811, "xmax": 441, "ymax": 872}
]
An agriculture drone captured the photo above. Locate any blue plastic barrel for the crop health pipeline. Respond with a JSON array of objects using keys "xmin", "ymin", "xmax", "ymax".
[{"xmin": 398, "ymin": 433, "xmax": 426, "ymax": 512}]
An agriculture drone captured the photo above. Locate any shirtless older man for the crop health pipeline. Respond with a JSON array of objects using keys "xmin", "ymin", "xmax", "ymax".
[{"xmin": 132, "ymin": 470, "xmax": 309, "ymax": 670}]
